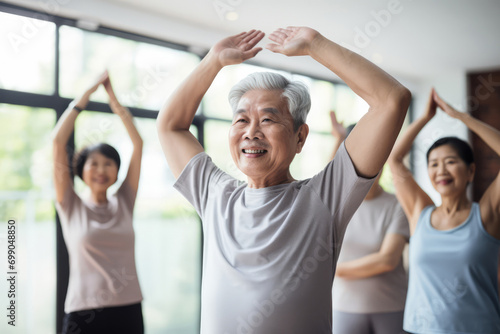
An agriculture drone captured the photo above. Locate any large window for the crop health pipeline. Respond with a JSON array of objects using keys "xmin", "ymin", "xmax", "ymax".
[
  {"xmin": 0, "ymin": 4, "xmax": 407, "ymax": 334},
  {"xmin": 0, "ymin": 105, "xmax": 56, "ymax": 333},
  {"xmin": 0, "ymin": 12, "xmax": 56, "ymax": 94},
  {"xmin": 1, "ymin": 6, "xmax": 203, "ymax": 333},
  {"xmin": 59, "ymin": 26, "xmax": 199, "ymax": 110}
]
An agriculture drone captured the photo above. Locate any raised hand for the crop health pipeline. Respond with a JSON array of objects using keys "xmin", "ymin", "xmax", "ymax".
[
  {"xmin": 422, "ymin": 88, "xmax": 438, "ymax": 120},
  {"xmin": 102, "ymin": 72, "xmax": 119, "ymax": 103},
  {"xmin": 266, "ymin": 26, "xmax": 321, "ymax": 57},
  {"xmin": 210, "ymin": 30, "xmax": 264, "ymax": 67},
  {"xmin": 102, "ymin": 73, "xmax": 128, "ymax": 117},
  {"xmin": 329, "ymin": 110, "xmax": 347, "ymax": 159},
  {"xmin": 433, "ymin": 89, "xmax": 463, "ymax": 119},
  {"xmin": 73, "ymin": 71, "xmax": 109, "ymax": 110},
  {"xmin": 85, "ymin": 70, "xmax": 109, "ymax": 96},
  {"xmin": 330, "ymin": 110, "xmax": 347, "ymax": 140}
]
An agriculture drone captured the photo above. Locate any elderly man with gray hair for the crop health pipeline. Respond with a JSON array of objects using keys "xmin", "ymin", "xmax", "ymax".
[{"xmin": 157, "ymin": 27, "xmax": 411, "ymax": 334}]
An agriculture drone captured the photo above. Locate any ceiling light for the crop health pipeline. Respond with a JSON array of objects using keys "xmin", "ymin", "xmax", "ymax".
[
  {"xmin": 225, "ymin": 11, "xmax": 239, "ymax": 21},
  {"xmin": 76, "ymin": 19, "xmax": 99, "ymax": 31}
]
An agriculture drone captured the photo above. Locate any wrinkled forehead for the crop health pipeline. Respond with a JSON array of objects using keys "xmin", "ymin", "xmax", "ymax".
[
  {"xmin": 234, "ymin": 107, "xmax": 281, "ymax": 117},
  {"xmin": 234, "ymin": 89, "xmax": 290, "ymax": 117}
]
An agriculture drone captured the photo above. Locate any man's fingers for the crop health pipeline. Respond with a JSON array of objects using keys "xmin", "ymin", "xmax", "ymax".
[
  {"xmin": 241, "ymin": 30, "xmax": 259, "ymax": 42},
  {"xmin": 241, "ymin": 30, "xmax": 256, "ymax": 41},
  {"xmin": 265, "ymin": 43, "xmax": 282, "ymax": 53},
  {"xmin": 268, "ymin": 34, "xmax": 285, "ymax": 46},
  {"xmin": 231, "ymin": 31, "xmax": 251, "ymax": 44},
  {"xmin": 270, "ymin": 30, "xmax": 288, "ymax": 42},
  {"xmin": 242, "ymin": 47, "xmax": 263, "ymax": 60},
  {"xmin": 245, "ymin": 31, "xmax": 265, "ymax": 48}
]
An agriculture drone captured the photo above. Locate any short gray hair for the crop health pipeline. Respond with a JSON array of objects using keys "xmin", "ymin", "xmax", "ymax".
[{"xmin": 228, "ymin": 72, "xmax": 311, "ymax": 131}]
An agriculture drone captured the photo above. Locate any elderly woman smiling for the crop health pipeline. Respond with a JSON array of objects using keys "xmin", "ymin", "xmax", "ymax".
[{"xmin": 157, "ymin": 27, "xmax": 411, "ymax": 333}]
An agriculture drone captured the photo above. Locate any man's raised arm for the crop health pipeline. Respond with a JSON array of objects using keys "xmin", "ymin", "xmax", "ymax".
[
  {"xmin": 157, "ymin": 30, "xmax": 264, "ymax": 178},
  {"xmin": 267, "ymin": 27, "xmax": 411, "ymax": 178}
]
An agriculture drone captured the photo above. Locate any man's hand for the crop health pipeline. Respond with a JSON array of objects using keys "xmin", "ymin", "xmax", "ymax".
[
  {"xmin": 210, "ymin": 30, "xmax": 265, "ymax": 67},
  {"xmin": 266, "ymin": 26, "xmax": 322, "ymax": 57}
]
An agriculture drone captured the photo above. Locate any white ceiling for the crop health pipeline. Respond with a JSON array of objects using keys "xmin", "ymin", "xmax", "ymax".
[
  {"xmin": 102, "ymin": 0, "xmax": 500, "ymax": 82},
  {"xmin": 6, "ymin": 0, "xmax": 500, "ymax": 83}
]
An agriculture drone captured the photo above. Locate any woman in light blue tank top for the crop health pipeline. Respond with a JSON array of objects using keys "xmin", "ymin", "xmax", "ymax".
[{"xmin": 388, "ymin": 88, "xmax": 500, "ymax": 334}]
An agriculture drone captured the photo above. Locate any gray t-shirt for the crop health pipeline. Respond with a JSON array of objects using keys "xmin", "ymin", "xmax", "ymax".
[
  {"xmin": 56, "ymin": 181, "xmax": 143, "ymax": 313},
  {"xmin": 174, "ymin": 142, "xmax": 375, "ymax": 334},
  {"xmin": 333, "ymin": 191, "xmax": 410, "ymax": 313}
]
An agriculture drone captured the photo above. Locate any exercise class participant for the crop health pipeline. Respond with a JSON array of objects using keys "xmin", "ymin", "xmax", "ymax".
[
  {"xmin": 53, "ymin": 72, "xmax": 144, "ymax": 334},
  {"xmin": 388, "ymin": 88, "xmax": 500, "ymax": 334},
  {"xmin": 329, "ymin": 112, "xmax": 409, "ymax": 334},
  {"xmin": 157, "ymin": 27, "xmax": 410, "ymax": 333}
]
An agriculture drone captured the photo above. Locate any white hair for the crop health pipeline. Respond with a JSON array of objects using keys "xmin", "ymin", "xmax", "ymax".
[{"xmin": 228, "ymin": 72, "xmax": 311, "ymax": 131}]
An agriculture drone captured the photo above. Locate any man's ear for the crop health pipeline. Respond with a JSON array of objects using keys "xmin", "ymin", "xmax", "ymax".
[{"xmin": 296, "ymin": 123, "xmax": 309, "ymax": 154}]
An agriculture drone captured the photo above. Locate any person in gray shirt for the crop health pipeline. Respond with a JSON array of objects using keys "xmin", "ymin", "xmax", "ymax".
[
  {"xmin": 157, "ymin": 26, "xmax": 411, "ymax": 334},
  {"xmin": 329, "ymin": 113, "xmax": 409, "ymax": 334}
]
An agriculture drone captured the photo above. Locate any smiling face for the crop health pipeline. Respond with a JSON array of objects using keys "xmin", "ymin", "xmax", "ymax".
[
  {"xmin": 427, "ymin": 144, "xmax": 475, "ymax": 197},
  {"xmin": 228, "ymin": 89, "xmax": 308, "ymax": 188},
  {"xmin": 82, "ymin": 152, "xmax": 119, "ymax": 194}
]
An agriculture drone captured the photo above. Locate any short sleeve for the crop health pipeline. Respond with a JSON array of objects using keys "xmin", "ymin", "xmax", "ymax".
[
  {"xmin": 173, "ymin": 152, "xmax": 236, "ymax": 218},
  {"xmin": 54, "ymin": 183, "xmax": 80, "ymax": 223},
  {"xmin": 306, "ymin": 142, "xmax": 376, "ymax": 243},
  {"xmin": 386, "ymin": 202, "xmax": 410, "ymax": 240}
]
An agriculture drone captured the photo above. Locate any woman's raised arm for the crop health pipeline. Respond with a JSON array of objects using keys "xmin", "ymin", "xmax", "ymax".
[
  {"xmin": 52, "ymin": 72, "xmax": 107, "ymax": 203},
  {"xmin": 434, "ymin": 91, "xmax": 500, "ymax": 238},
  {"xmin": 103, "ymin": 75, "xmax": 143, "ymax": 192},
  {"xmin": 388, "ymin": 89, "xmax": 437, "ymax": 233}
]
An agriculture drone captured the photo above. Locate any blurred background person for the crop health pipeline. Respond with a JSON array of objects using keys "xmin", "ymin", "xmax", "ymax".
[
  {"xmin": 52, "ymin": 72, "xmax": 144, "ymax": 334},
  {"xmin": 330, "ymin": 111, "xmax": 409, "ymax": 334}
]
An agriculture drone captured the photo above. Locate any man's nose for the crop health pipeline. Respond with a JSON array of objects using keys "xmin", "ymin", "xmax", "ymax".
[{"xmin": 245, "ymin": 121, "xmax": 262, "ymax": 140}]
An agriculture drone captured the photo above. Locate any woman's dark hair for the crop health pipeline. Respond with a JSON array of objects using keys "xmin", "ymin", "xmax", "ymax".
[
  {"xmin": 73, "ymin": 143, "xmax": 121, "ymax": 180},
  {"xmin": 426, "ymin": 137, "xmax": 474, "ymax": 166}
]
